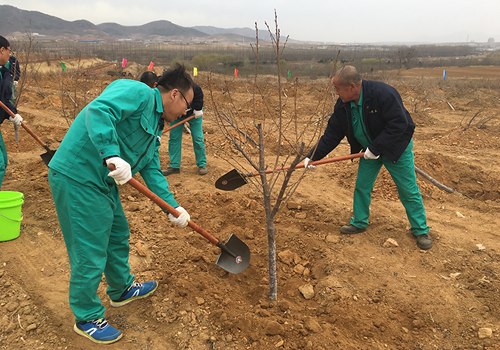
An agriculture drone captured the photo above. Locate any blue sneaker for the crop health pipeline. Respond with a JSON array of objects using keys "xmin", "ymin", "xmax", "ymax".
[
  {"xmin": 110, "ymin": 281, "xmax": 158, "ymax": 307},
  {"xmin": 73, "ymin": 318, "xmax": 122, "ymax": 344}
]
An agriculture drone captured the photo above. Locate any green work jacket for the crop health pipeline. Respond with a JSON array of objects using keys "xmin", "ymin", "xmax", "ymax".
[{"xmin": 49, "ymin": 79, "xmax": 178, "ymax": 208}]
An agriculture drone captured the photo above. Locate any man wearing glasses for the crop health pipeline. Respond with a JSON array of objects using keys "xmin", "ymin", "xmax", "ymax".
[
  {"xmin": 0, "ymin": 35, "xmax": 22, "ymax": 189},
  {"xmin": 162, "ymin": 82, "xmax": 208, "ymax": 176},
  {"xmin": 48, "ymin": 64, "xmax": 195, "ymax": 344}
]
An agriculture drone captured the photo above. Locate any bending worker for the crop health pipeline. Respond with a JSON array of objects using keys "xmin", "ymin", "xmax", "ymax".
[
  {"xmin": 304, "ymin": 65, "xmax": 431, "ymax": 250},
  {"xmin": 163, "ymin": 82, "xmax": 207, "ymax": 176},
  {"xmin": 48, "ymin": 65, "xmax": 194, "ymax": 344},
  {"xmin": 0, "ymin": 35, "xmax": 22, "ymax": 189}
]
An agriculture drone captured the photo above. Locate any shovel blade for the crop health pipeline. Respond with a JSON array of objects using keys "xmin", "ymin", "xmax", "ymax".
[
  {"xmin": 216, "ymin": 233, "xmax": 250, "ymax": 274},
  {"xmin": 215, "ymin": 169, "xmax": 248, "ymax": 191},
  {"xmin": 40, "ymin": 150, "xmax": 56, "ymax": 167}
]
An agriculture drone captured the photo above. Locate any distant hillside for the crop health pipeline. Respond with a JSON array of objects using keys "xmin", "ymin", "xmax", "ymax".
[
  {"xmin": 0, "ymin": 5, "xmax": 258, "ymax": 42},
  {"xmin": 96, "ymin": 20, "xmax": 207, "ymax": 38},
  {"xmin": 0, "ymin": 5, "xmax": 211, "ymax": 40},
  {"xmin": 0, "ymin": 5, "xmax": 103, "ymax": 37}
]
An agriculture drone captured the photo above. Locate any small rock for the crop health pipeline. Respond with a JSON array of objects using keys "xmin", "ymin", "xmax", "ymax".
[
  {"xmin": 244, "ymin": 231, "xmax": 255, "ymax": 240},
  {"xmin": 325, "ymin": 235, "xmax": 340, "ymax": 243},
  {"xmin": 478, "ymin": 328, "xmax": 492, "ymax": 339},
  {"xmin": 402, "ymin": 327, "xmax": 409, "ymax": 334},
  {"xmin": 413, "ymin": 319, "xmax": 424, "ymax": 328},
  {"xmin": 6, "ymin": 301, "xmax": 19, "ymax": 312},
  {"xmin": 26, "ymin": 323, "xmax": 37, "ymax": 331},
  {"xmin": 278, "ymin": 250, "xmax": 295, "ymax": 265},
  {"xmin": 287, "ymin": 201, "xmax": 300, "ymax": 210},
  {"xmin": 294, "ymin": 212, "xmax": 307, "ymax": 220},
  {"xmin": 456, "ymin": 211, "xmax": 465, "ymax": 218},
  {"xmin": 128, "ymin": 203, "xmax": 140, "ymax": 212},
  {"xmin": 275, "ymin": 339, "xmax": 284, "ymax": 347},
  {"xmin": 383, "ymin": 238, "xmax": 399, "ymax": 248},
  {"xmin": 257, "ymin": 309, "xmax": 271, "ymax": 317},
  {"xmin": 0, "ymin": 270, "xmax": 4, "ymax": 278},
  {"xmin": 226, "ymin": 334, "xmax": 233, "ymax": 342},
  {"xmin": 135, "ymin": 243, "xmax": 148, "ymax": 257},
  {"xmin": 5, "ymin": 322, "xmax": 17, "ymax": 333},
  {"xmin": 264, "ymin": 320, "xmax": 284, "ymax": 335},
  {"xmin": 303, "ymin": 268, "xmax": 310, "ymax": 277},
  {"xmin": 476, "ymin": 244, "xmax": 486, "ymax": 251},
  {"xmin": 304, "ymin": 317, "xmax": 322, "ymax": 333},
  {"xmin": 294, "ymin": 264, "xmax": 305, "ymax": 274},
  {"xmin": 196, "ymin": 297, "xmax": 205, "ymax": 305},
  {"xmin": 298, "ymin": 284, "xmax": 315, "ymax": 300}
]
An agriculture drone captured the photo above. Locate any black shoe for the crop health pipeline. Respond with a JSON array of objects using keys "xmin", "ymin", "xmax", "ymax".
[
  {"xmin": 416, "ymin": 234, "xmax": 432, "ymax": 250},
  {"xmin": 340, "ymin": 224, "xmax": 366, "ymax": 234},
  {"xmin": 163, "ymin": 167, "xmax": 180, "ymax": 176}
]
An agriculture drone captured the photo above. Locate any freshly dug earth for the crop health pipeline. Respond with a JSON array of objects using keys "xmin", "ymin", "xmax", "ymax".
[{"xmin": 0, "ymin": 65, "xmax": 500, "ymax": 350}]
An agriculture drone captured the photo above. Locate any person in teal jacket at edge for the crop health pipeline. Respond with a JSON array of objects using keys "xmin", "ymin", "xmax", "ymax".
[
  {"xmin": 0, "ymin": 35, "xmax": 23, "ymax": 189},
  {"xmin": 48, "ymin": 64, "xmax": 194, "ymax": 344},
  {"xmin": 162, "ymin": 82, "xmax": 207, "ymax": 176},
  {"xmin": 303, "ymin": 65, "xmax": 432, "ymax": 251}
]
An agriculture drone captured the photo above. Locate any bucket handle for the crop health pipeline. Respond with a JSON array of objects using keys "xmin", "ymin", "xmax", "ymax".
[{"xmin": 0, "ymin": 211, "xmax": 23, "ymax": 222}]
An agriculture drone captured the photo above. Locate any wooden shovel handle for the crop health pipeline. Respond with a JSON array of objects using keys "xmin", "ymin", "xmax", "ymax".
[
  {"xmin": 247, "ymin": 152, "xmax": 365, "ymax": 177},
  {"xmin": 0, "ymin": 100, "xmax": 48, "ymax": 149},
  {"xmin": 161, "ymin": 115, "xmax": 195, "ymax": 134}
]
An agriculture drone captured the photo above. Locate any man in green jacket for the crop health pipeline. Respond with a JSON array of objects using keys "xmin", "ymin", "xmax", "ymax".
[{"xmin": 48, "ymin": 65, "xmax": 194, "ymax": 344}]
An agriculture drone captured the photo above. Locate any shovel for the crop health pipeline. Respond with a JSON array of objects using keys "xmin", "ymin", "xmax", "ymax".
[
  {"xmin": 0, "ymin": 100, "xmax": 56, "ymax": 166},
  {"xmin": 216, "ymin": 152, "xmax": 365, "ymax": 191},
  {"xmin": 108, "ymin": 165, "xmax": 250, "ymax": 274}
]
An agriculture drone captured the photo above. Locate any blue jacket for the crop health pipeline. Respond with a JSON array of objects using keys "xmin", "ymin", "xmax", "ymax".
[
  {"xmin": 0, "ymin": 65, "xmax": 17, "ymax": 124},
  {"xmin": 307, "ymin": 80, "xmax": 414, "ymax": 164}
]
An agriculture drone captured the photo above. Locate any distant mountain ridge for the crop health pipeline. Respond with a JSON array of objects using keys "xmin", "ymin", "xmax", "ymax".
[{"xmin": 0, "ymin": 5, "xmax": 264, "ymax": 42}]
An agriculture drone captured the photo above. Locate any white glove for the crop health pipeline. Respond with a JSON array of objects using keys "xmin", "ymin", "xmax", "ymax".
[
  {"xmin": 9, "ymin": 114, "xmax": 22, "ymax": 126},
  {"xmin": 106, "ymin": 157, "xmax": 132, "ymax": 185},
  {"xmin": 304, "ymin": 157, "xmax": 316, "ymax": 169},
  {"xmin": 193, "ymin": 110, "xmax": 203, "ymax": 118},
  {"xmin": 364, "ymin": 147, "xmax": 380, "ymax": 160},
  {"xmin": 169, "ymin": 206, "xmax": 190, "ymax": 228}
]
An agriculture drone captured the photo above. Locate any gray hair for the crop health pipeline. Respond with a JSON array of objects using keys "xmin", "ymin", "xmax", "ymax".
[{"xmin": 334, "ymin": 65, "xmax": 361, "ymax": 86}]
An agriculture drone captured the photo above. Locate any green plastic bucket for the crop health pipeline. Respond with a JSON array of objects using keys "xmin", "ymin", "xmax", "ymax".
[{"xmin": 0, "ymin": 191, "xmax": 24, "ymax": 242}]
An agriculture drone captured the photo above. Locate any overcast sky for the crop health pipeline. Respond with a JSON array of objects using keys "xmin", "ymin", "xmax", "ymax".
[{"xmin": 1, "ymin": 0, "xmax": 499, "ymax": 43}]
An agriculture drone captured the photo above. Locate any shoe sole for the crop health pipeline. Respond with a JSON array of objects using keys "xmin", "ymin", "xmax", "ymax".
[
  {"xmin": 340, "ymin": 227, "xmax": 366, "ymax": 234},
  {"xmin": 73, "ymin": 324, "xmax": 123, "ymax": 344},
  {"xmin": 109, "ymin": 283, "xmax": 158, "ymax": 308}
]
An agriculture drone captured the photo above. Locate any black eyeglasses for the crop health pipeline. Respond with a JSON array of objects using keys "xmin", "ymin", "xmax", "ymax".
[{"xmin": 178, "ymin": 90, "xmax": 192, "ymax": 113}]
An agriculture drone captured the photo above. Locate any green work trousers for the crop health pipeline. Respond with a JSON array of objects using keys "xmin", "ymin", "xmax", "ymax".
[
  {"xmin": 167, "ymin": 114, "xmax": 206, "ymax": 168},
  {"xmin": 0, "ymin": 129, "xmax": 7, "ymax": 189},
  {"xmin": 48, "ymin": 169, "xmax": 134, "ymax": 323},
  {"xmin": 350, "ymin": 140, "xmax": 429, "ymax": 236}
]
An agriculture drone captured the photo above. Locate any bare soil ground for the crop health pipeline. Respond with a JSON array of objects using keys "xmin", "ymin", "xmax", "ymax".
[{"xmin": 1, "ymin": 64, "xmax": 500, "ymax": 350}]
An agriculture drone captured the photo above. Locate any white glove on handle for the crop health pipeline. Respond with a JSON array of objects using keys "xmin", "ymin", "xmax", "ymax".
[
  {"xmin": 169, "ymin": 206, "xmax": 190, "ymax": 228},
  {"xmin": 106, "ymin": 157, "xmax": 132, "ymax": 185},
  {"xmin": 364, "ymin": 147, "xmax": 380, "ymax": 160},
  {"xmin": 9, "ymin": 114, "xmax": 22, "ymax": 126},
  {"xmin": 304, "ymin": 157, "xmax": 316, "ymax": 169},
  {"xmin": 194, "ymin": 110, "xmax": 203, "ymax": 118}
]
